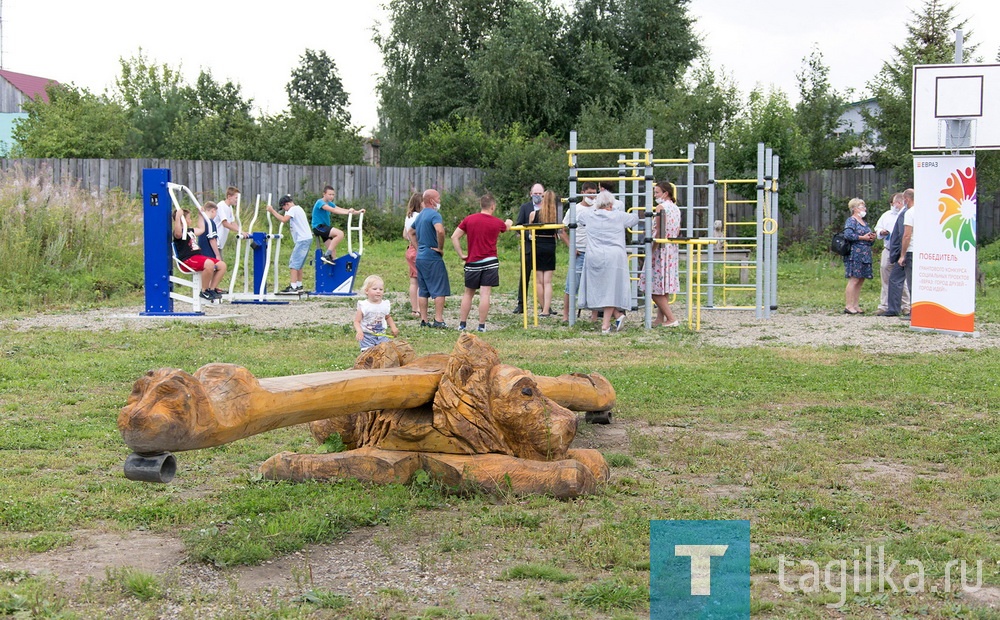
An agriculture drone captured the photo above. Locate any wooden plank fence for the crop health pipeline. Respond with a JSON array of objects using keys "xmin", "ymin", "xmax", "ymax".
[
  {"xmin": 2, "ymin": 158, "xmax": 997, "ymax": 239},
  {"xmin": 0, "ymin": 158, "xmax": 487, "ymax": 213}
]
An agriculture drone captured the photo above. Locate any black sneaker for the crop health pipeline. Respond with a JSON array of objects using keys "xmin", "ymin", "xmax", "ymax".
[
  {"xmin": 320, "ymin": 253, "xmax": 335, "ymax": 265},
  {"xmin": 200, "ymin": 290, "xmax": 214, "ymax": 301},
  {"xmin": 477, "ymin": 325, "xmax": 486, "ymax": 332},
  {"xmin": 214, "ymin": 288, "xmax": 228, "ymax": 295},
  {"xmin": 431, "ymin": 321, "xmax": 447, "ymax": 329},
  {"xmin": 420, "ymin": 320, "xmax": 429, "ymax": 327},
  {"xmin": 279, "ymin": 285, "xmax": 298, "ymax": 294},
  {"xmin": 512, "ymin": 305, "xmax": 523, "ymax": 314}
]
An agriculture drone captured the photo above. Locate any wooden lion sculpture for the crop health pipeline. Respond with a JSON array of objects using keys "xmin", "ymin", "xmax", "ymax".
[{"xmin": 119, "ymin": 334, "xmax": 614, "ymax": 498}]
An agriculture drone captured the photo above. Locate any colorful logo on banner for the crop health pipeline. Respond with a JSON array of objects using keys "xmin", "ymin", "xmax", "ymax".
[
  {"xmin": 912, "ymin": 155, "xmax": 977, "ymax": 334},
  {"xmin": 938, "ymin": 166, "xmax": 977, "ymax": 251}
]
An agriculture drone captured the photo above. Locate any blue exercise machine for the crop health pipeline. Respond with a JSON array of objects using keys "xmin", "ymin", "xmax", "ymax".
[
  {"xmin": 141, "ymin": 168, "xmax": 205, "ymax": 316},
  {"xmin": 311, "ymin": 211, "xmax": 364, "ymax": 296}
]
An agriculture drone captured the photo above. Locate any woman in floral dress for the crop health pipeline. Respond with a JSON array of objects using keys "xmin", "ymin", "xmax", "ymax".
[
  {"xmin": 843, "ymin": 197, "xmax": 877, "ymax": 314},
  {"xmin": 640, "ymin": 181, "xmax": 680, "ymax": 327}
]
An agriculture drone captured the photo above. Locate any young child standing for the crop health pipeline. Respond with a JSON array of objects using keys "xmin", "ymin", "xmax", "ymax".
[
  {"xmin": 266, "ymin": 195, "xmax": 312, "ymax": 293},
  {"xmin": 354, "ymin": 275, "xmax": 400, "ymax": 351}
]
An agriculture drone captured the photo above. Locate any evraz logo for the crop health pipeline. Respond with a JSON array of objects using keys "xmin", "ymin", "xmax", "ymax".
[
  {"xmin": 650, "ymin": 521, "xmax": 750, "ymax": 619},
  {"xmin": 938, "ymin": 167, "xmax": 977, "ymax": 251}
]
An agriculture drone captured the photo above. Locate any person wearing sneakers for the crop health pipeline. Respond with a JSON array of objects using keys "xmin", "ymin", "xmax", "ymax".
[
  {"xmin": 196, "ymin": 201, "xmax": 227, "ymax": 298},
  {"xmin": 267, "ymin": 195, "xmax": 311, "ymax": 294},
  {"xmin": 312, "ymin": 185, "xmax": 362, "ymax": 264},
  {"xmin": 413, "ymin": 188, "xmax": 450, "ymax": 328},
  {"xmin": 577, "ymin": 190, "xmax": 639, "ymax": 334},
  {"xmin": 172, "ymin": 207, "xmax": 227, "ymax": 301},
  {"xmin": 451, "ymin": 193, "xmax": 513, "ymax": 332}
]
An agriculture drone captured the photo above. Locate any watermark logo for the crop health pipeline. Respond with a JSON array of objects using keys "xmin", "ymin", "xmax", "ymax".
[
  {"xmin": 650, "ymin": 520, "xmax": 750, "ymax": 619},
  {"xmin": 778, "ymin": 546, "xmax": 983, "ymax": 608}
]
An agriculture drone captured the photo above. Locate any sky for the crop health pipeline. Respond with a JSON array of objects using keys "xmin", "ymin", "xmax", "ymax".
[{"xmin": 3, "ymin": 0, "xmax": 999, "ymax": 137}]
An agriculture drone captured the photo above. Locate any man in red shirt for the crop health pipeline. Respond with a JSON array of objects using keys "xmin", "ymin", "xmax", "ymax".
[{"xmin": 451, "ymin": 194, "xmax": 513, "ymax": 332}]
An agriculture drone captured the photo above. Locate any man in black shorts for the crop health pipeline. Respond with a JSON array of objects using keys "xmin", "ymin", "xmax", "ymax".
[{"xmin": 451, "ymin": 194, "xmax": 513, "ymax": 331}]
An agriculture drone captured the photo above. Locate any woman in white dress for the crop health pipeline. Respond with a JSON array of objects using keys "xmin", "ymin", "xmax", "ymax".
[{"xmin": 577, "ymin": 190, "xmax": 639, "ymax": 333}]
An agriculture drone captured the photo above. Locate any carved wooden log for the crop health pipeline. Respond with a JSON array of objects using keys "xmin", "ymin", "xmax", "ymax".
[
  {"xmin": 118, "ymin": 362, "xmax": 441, "ymax": 454},
  {"xmin": 120, "ymin": 337, "xmax": 615, "ymax": 456},
  {"xmin": 259, "ymin": 447, "xmax": 609, "ymax": 499}
]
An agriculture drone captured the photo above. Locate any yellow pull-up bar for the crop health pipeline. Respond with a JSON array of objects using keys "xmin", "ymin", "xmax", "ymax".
[{"xmin": 567, "ymin": 148, "xmax": 652, "ymax": 167}]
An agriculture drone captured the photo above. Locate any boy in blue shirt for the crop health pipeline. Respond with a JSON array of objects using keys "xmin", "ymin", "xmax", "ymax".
[{"xmin": 311, "ymin": 185, "xmax": 363, "ymax": 264}]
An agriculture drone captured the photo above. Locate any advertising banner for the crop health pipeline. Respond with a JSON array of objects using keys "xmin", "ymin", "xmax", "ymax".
[{"xmin": 912, "ymin": 155, "xmax": 977, "ymax": 333}]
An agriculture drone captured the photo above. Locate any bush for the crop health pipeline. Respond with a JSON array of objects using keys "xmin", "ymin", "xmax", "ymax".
[{"xmin": 0, "ymin": 168, "xmax": 144, "ymax": 312}]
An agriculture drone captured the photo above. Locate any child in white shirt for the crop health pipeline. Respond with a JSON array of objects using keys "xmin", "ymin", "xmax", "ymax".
[{"xmin": 354, "ymin": 275, "xmax": 400, "ymax": 350}]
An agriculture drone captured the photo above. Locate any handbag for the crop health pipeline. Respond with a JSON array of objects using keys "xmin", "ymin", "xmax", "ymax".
[{"xmin": 831, "ymin": 231, "xmax": 851, "ymax": 256}]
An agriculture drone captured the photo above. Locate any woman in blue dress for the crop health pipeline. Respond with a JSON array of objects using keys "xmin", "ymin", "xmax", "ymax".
[{"xmin": 843, "ymin": 198, "xmax": 877, "ymax": 314}]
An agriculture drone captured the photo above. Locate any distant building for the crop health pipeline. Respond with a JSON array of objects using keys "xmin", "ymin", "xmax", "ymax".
[
  {"xmin": 834, "ymin": 98, "xmax": 882, "ymax": 168},
  {"xmin": 363, "ymin": 137, "xmax": 380, "ymax": 167},
  {"xmin": 0, "ymin": 69, "xmax": 60, "ymax": 155}
]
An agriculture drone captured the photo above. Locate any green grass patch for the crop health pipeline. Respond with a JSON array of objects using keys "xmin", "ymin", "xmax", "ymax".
[{"xmin": 500, "ymin": 563, "xmax": 578, "ymax": 583}]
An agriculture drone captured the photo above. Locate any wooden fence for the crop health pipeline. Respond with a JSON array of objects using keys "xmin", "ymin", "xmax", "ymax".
[
  {"xmin": 1, "ymin": 158, "xmax": 997, "ymax": 239},
  {"xmin": 786, "ymin": 169, "xmax": 1000, "ymax": 240},
  {"xmin": 0, "ymin": 158, "xmax": 487, "ymax": 211}
]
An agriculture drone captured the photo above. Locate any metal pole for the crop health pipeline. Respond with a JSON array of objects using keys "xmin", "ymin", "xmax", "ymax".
[
  {"xmin": 755, "ymin": 143, "xmax": 765, "ymax": 319},
  {"xmin": 770, "ymin": 154, "xmax": 780, "ymax": 312},
  {"xmin": 763, "ymin": 147, "xmax": 774, "ymax": 318},
  {"xmin": 707, "ymin": 142, "xmax": 716, "ymax": 307},
  {"xmin": 643, "ymin": 128, "xmax": 654, "ymax": 329},
  {"xmin": 568, "ymin": 131, "xmax": 579, "ymax": 327}
]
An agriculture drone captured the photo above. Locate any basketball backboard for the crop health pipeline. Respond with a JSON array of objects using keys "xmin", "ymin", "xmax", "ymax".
[{"xmin": 911, "ymin": 63, "xmax": 1000, "ymax": 151}]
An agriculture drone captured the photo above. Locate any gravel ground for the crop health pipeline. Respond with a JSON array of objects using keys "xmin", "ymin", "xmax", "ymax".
[{"xmin": 3, "ymin": 295, "xmax": 997, "ymax": 354}]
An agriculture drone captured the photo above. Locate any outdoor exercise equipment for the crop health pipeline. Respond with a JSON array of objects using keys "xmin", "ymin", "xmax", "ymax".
[
  {"xmin": 118, "ymin": 334, "xmax": 614, "ymax": 497},
  {"xmin": 226, "ymin": 193, "xmax": 291, "ymax": 305},
  {"xmin": 510, "ymin": 222, "xmax": 567, "ymax": 328},
  {"xmin": 141, "ymin": 168, "xmax": 206, "ymax": 316},
  {"xmin": 564, "ymin": 130, "xmax": 780, "ymax": 329},
  {"xmin": 312, "ymin": 211, "xmax": 364, "ymax": 296}
]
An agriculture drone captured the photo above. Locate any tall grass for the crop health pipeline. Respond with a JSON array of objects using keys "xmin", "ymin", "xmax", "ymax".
[{"xmin": 0, "ymin": 167, "xmax": 144, "ymax": 312}]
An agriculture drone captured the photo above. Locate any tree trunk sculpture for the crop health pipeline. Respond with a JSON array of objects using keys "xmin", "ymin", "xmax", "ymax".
[{"xmin": 120, "ymin": 334, "xmax": 614, "ymax": 497}]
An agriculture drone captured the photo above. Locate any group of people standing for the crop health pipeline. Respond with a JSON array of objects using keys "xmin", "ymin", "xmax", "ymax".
[
  {"xmin": 841, "ymin": 188, "xmax": 914, "ymax": 316},
  {"xmin": 400, "ymin": 181, "xmax": 683, "ymax": 335}
]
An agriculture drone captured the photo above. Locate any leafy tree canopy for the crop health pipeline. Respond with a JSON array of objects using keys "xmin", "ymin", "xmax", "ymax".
[
  {"xmin": 12, "ymin": 84, "xmax": 130, "ymax": 159},
  {"xmin": 286, "ymin": 49, "xmax": 352, "ymax": 125}
]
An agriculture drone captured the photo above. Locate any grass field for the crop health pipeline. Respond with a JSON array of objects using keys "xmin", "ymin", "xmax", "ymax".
[{"xmin": 4, "ymin": 184, "xmax": 1000, "ymax": 617}]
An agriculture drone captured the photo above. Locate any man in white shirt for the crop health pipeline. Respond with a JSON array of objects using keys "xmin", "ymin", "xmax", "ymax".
[
  {"xmin": 874, "ymin": 193, "xmax": 910, "ymax": 315},
  {"xmin": 885, "ymin": 188, "xmax": 915, "ymax": 318}
]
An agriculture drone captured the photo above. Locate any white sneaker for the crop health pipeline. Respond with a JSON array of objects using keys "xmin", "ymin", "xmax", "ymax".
[{"xmin": 663, "ymin": 320, "xmax": 680, "ymax": 328}]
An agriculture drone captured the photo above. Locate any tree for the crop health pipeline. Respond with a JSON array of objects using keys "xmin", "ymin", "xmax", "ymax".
[
  {"xmin": 375, "ymin": 0, "xmax": 518, "ymax": 148},
  {"xmin": 112, "ymin": 50, "xmax": 189, "ymax": 157},
  {"xmin": 11, "ymin": 84, "xmax": 130, "ymax": 158},
  {"xmin": 719, "ymin": 87, "xmax": 808, "ymax": 214},
  {"xmin": 865, "ymin": 0, "xmax": 972, "ymax": 177},
  {"xmin": 563, "ymin": 0, "xmax": 701, "ymax": 108},
  {"xmin": 794, "ymin": 47, "xmax": 858, "ymax": 169},
  {"xmin": 165, "ymin": 70, "xmax": 259, "ymax": 161},
  {"xmin": 285, "ymin": 49, "xmax": 351, "ymax": 125},
  {"xmin": 467, "ymin": 1, "xmax": 569, "ymax": 134}
]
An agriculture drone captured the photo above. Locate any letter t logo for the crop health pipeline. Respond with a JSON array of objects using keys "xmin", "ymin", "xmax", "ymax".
[{"xmin": 675, "ymin": 545, "xmax": 729, "ymax": 595}]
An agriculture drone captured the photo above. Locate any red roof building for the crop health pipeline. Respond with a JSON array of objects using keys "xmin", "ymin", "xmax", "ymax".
[{"xmin": 0, "ymin": 69, "xmax": 60, "ymax": 113}]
